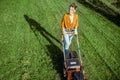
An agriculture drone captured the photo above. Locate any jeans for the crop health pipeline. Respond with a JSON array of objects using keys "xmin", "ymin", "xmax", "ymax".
[{"xmin": 63, "ymin": 30, "xmax": 74, "ymax": 50}]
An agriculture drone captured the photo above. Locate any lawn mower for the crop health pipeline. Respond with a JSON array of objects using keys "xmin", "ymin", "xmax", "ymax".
[{"xmin": 62, "ymin": 33, "xmax": 85, "ymax": 80}]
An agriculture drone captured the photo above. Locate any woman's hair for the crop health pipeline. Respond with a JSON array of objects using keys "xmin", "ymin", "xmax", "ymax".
[{"xmin": 69, "ymin": 3, "xmax": 77, "ymax": 10}]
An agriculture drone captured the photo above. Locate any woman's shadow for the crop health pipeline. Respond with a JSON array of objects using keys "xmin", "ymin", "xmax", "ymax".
[{"xmin": 24, "ymin": 15, "xmax": 64, "ymax": 79}]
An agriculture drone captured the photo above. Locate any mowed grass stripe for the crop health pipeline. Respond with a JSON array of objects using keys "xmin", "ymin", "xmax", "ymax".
[
  {"xmin": 83, "ymin": 6, "xmax": 120, "ymax": 66},
  {"xmin": 85, "ymin": 12, "xmax": 120, "ymax": 50},
  {"xmin": 77, "ymin": 3, "xmax": 120, "ymax": 50},
  {"xmin": 79, "ymin": 32, "xmax": 102, "ymax": 80},
  {"xmin": 48, "ymin": 0, "xmax": 70, "ymax": 43},
  {"xmin": 80, "ymin": 26, "xmax": 119, "ymax": 80},
  {"xmin": 82, "ymin": 15, "xmax": 119, "ymax": 76},
  {"xmin": 78, "ymin": 2, "xmax": 120, "ymax": 63},
  {"xmin": 82, "ymin": 12, "xmax": 120, "ymax": 59},
  {"xmin": 80, "ymin": 32, "xmax": 116, "ymax": 80},
  {"xmin": 79, "ymin": 10, "xmax": 119, "ymax": 79},
  {"xmin": 43, "ymin": 0, "xmax": 62, "ymax": 40},
  {"xmin": 75, "ymin": 3, "xmax": 119, "ymax": 79}
]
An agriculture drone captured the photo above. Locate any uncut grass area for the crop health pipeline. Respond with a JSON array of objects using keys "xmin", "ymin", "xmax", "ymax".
[{"xmin": 0, "ymin": 0, "xmax": 120, "ymax": 80}]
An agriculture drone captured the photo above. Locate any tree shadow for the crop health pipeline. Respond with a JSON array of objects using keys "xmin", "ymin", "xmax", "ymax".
[
  {"xmin": 76, "ymin": 0, "xmax": 120, "ymax": 27},
  {"xmin": 111, "ymin": 1, "xmax": 120, "ymax": 8},
  {"xmin": 24, "ymin": 15, "xmax": 64, "ymax": 79}
]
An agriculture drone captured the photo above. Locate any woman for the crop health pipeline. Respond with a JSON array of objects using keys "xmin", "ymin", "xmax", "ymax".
[{"xmin": 61, "ymin": 3, "xmax": 78, "ymax": 53}]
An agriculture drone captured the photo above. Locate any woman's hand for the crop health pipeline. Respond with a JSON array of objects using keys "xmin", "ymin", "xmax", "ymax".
[{"xmin": 74, "ymin": 28, "xmax": 78, "ymax": 35}]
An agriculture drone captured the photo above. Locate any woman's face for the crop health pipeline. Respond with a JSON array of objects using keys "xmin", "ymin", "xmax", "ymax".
[{"xmin": 69, "ymin": 7, "xmax": 76, "ymax": 15}]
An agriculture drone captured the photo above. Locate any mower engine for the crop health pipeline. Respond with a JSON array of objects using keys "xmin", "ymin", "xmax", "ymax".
[{"xmin": 63, "ymin": 51, "xmax": 84, "ymax": 80}]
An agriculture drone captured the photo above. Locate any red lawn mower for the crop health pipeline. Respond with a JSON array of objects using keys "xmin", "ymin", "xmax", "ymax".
[{"xmin": 62, "ymin": 33, "xmax": 86, "ymax": 80}]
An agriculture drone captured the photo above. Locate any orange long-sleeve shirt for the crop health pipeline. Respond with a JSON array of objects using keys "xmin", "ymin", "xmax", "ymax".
[{"xmin": 61, "ymin": 13, "xmax": 78, "ymax": 29}]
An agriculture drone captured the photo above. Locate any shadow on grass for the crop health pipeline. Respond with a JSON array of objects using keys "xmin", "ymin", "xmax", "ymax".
[
  {"xmin": 76, "ymin": 0, "xmax": 120, "ymax": 27},
  {"xmin": 24, "ymin": 15, "xmax": 64, "ymax": 80}
]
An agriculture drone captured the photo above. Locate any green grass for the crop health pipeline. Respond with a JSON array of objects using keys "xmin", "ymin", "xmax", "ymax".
[
  {"xmin": 100, "ymin": 0, "xmax": 120, "ymax": 12},
  {"xmin": 0, "ymin": 0, "xmax": 120, "ymax": 80}
]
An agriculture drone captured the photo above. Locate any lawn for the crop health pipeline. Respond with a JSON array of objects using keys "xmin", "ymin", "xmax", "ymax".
[{"xmin": 0, "ymin": 0, "xmax": 120, "ymax": 80}]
